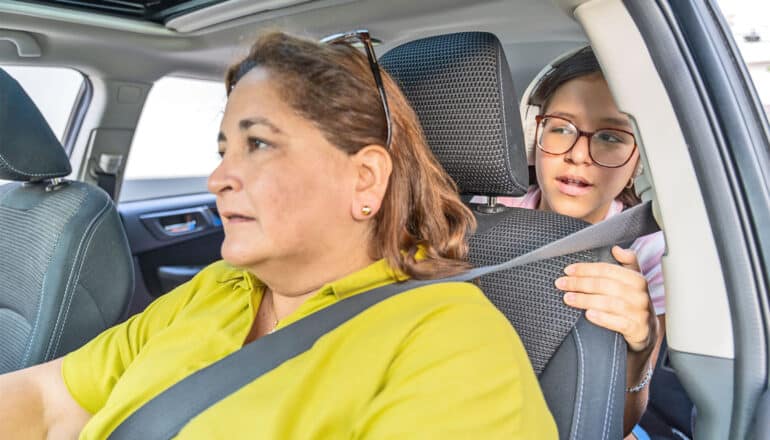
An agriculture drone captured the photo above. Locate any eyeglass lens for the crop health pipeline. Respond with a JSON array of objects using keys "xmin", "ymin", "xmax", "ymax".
[{"xmin": 537, "ymin": 116, "xmax": 635, "ymax": 167}]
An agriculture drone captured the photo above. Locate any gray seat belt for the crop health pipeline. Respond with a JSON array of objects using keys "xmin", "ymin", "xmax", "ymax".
[{"xmin": 109, "ymin": 201, "xmax": 659, "ymax": 440}]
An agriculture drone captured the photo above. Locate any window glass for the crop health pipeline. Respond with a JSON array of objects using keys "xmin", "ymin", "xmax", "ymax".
[
  {"xmin": 0, "ymin": 65, "xmax": 84, "ymax": 185},
  {"xmin": 121, "ymin": 76, "xmax": 226, "ymax": 201},
  {"xmin": 2, "ymin": 65, "xmax": 83, "ymax": 142},
  {"xmin": 717, "ymin": 0, "xmax": 770, "ymax": 118}
]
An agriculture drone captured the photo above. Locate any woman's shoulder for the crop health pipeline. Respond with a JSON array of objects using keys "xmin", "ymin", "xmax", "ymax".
[
  {"xmin": 394, "ymin": 281, "xmax": 519, "ymax": 343},
  {"xmin": 405, "ymin": 280, "xmax": 492, "ymax": 307}
]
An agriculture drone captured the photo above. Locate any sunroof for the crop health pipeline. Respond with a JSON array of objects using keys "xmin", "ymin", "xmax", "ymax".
[{"xmin": 20, "ymin": 0, "xmax": 228, "ymax": 24}]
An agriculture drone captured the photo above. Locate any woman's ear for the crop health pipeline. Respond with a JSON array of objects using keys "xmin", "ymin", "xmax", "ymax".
[{"xmin": 350, "ymin": 145, "xmax": 392, "ymax": 220}]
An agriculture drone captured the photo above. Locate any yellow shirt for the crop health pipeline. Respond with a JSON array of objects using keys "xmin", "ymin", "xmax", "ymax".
[{"xmin": 63, "ymin": 259, "xmax": 557, "ymax": 439}]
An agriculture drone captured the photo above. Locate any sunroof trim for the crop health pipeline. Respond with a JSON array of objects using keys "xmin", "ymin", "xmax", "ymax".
[
  {"xmin": 3, "ymin": 0, "xmax": 176, "ymax": 35},
  {"xmin": 166, "ymin": 0, "xmax": 357, "ymax": 33},
  {"xmin": 16, "ymin": 0, "xmax": 228, "ymax": 23}
]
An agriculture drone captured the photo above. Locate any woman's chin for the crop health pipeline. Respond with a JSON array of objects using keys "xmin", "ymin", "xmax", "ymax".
[{"xmin": 221, "ymin": 243, "xmax": 265, "ymax": 268}]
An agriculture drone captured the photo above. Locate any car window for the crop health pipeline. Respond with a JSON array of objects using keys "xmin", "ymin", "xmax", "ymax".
[
  {"xmin": 0, "ymin": 65, "xmax": 84, "ymax": 185},
  {"xmin": 120, "ymin": 76, "xmax": 226, "ymax": 202},
  {"xmin": 717, "ymin": 0, "xmax": 770, "ymax": 119}
]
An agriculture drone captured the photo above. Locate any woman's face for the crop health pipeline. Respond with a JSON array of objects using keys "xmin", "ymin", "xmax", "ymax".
[
  {"xmin": 534, "ymin": 73, "xmax": 639, "ymax": 224},
  {"xmin": 208, "ymin": 67, "xmax": 365, "ymax": 272}
]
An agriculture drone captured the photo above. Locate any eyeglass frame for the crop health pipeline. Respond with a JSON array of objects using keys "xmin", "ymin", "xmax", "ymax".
[
  {"xmin": 534, "ymin": 114, "xmax": 638, "ymax": 168},
  {"xmin": 320, "ymin": 29, "xmax": 392, "ymax": 149}
]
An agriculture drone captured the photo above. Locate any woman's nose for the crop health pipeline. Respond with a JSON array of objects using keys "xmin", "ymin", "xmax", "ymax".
[
  {"xmin": 207, "ymin": 155, "xmax": 240, "ymax": 194},
  {"xmin": 564, "ymin": 134, "xmax": 593, "ymax": 165}
]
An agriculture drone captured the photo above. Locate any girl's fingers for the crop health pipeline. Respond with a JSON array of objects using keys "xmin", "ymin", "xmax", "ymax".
[
  {"xmin": 563, "ymin": 261, "xmax": 647, "ymax": 291},
  {"xmin": 611, "ymin": 245, "xmax": 641, "ymax": 272},
  {"xmin": 563, "ymin": 291, "xmax": 651, "ymax": 321},
  {"xmin": 583, "ymin": 309, "xmax": 651, "ymax": 352},
  {"xmin": 555, "ymin": 276, "xmax": 651, "ymax": 310}
]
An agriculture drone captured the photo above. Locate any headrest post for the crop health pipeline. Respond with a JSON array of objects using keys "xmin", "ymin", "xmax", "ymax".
[
  {"xmin": 45, "ymin": 178, "xmax": 67, "ymax": 192},
  {"xmin": 475, "ymin": 195, "xmax": 507, "ymax": 214}
]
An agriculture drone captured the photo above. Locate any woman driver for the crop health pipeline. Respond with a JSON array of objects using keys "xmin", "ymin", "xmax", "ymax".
[{"xmin": 0, "ymin": 31, "xmax": 557, "ymax": 439}]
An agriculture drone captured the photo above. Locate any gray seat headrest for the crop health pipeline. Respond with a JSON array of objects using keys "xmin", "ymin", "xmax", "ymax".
[
  {"xmin": 381, "ymin": 32, "xmax": 528, "ymax": 196},
  {"xmin": 0, "ymin": 68, "xmax": 72, "ymax": 182}
]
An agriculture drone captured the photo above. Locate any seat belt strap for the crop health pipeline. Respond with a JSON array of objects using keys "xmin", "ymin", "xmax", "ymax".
[
  {"xmin": 109, "ymin": 201, "xmax": 658, "ymax": 440},
  {"xmin": 94, "ymin": 171, "xmax": 116, "ymax": 200}
]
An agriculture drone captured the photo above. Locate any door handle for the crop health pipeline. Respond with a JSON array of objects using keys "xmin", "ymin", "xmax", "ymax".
[{"xmin": 140, "ymin": 206, "xmax": 220, "ymax": 240}]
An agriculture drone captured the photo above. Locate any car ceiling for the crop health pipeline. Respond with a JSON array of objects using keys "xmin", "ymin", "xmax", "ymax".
[{"xmin": 0, "ymin": 0, "xmax": 588, "ymax": 92}]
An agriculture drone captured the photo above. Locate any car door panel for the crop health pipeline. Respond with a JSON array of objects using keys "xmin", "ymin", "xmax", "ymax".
[{"xmin": 119, "ymin": 192, "xmax": 223, "ymax": 316}]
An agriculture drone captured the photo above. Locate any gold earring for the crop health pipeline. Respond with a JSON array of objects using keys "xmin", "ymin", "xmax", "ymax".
[{"xmin": 361, "ymin": 206, "xmax": 372, "ymax": 216}]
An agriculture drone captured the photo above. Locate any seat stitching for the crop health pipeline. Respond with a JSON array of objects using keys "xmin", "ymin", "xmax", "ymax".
[
  {"xmin": 572, "ymin": 326, "xmax": 585, "ymax": 440},
  {"xmin": 602, "ymin": 332, "xmax": 620, "ymax": 440},
  {"xmin": 44, "ymin": 195, "xmax": 110, "ymax": 359},
  {"xmin": 20, "ymin": 190, "xmax": 90, "ymax": 365},
  {"xmin": 496, "ymin": 43, "xmax": 514, "ymax": 193},
  {"xmin": 0, "ymin": 150, "xmax": 54, "ymax": 178},
  {"xmin": 51, "ymin": 203, "xmax": 111, "ymax": 357}
]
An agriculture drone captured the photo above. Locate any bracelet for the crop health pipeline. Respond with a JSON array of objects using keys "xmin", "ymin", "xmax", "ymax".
[{"xmin": 626, "ymin": 365, "xmax": 654, "ymax": 393}]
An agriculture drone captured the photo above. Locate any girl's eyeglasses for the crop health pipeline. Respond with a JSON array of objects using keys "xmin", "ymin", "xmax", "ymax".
[{"xmin": 534, "ymin": 114, "xmax": 637, "ymax": 168}]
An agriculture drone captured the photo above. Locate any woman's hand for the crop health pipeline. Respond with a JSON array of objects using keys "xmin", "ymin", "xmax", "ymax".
[{"xmin": 556, "ymin": 246, "xmax": 658, "ymax": 353}]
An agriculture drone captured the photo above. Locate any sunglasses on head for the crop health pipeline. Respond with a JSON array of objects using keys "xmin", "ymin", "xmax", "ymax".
[{"xmin": 320, "ymin": 30, "xmax": 392, "ymax": 149}]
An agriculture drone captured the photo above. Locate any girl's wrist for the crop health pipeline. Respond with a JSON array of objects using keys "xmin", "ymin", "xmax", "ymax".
[{"xmin": 626, "ymin": 364, "xmax": 654, "ymax": 393}]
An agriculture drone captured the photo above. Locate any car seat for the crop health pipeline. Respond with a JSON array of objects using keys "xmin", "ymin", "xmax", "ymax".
[{"xmin": 0, "ymin": 68, "xmax": 134, "ymax": 373}]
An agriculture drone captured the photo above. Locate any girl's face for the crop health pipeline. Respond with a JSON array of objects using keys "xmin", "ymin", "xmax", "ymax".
[{"xmin": 534, "ymin": 73, "xmax": 639, "ymax": 224}]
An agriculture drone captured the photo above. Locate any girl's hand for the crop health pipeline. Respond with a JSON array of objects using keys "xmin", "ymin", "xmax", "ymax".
[{"xmin": 556, "ymin": 246, "xmax": 658, "ymax": 353}]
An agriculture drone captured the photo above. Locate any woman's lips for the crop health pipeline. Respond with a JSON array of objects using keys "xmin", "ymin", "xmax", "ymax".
[
  {"xmin": 222, "ymin": 213, "xmax": 256, "ymax": 224},
  {"xmin": 555, "ymin": 176, "xmax": 593, "ymax": 196}
]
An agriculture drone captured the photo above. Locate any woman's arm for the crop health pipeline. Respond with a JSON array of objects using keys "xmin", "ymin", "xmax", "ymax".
[
  {"xmin": 0, "ymin": 357, "xmax": 90, "ymax": 439},
  {"xmin": 556, "ymin": 245, "xmax": 664, "ymax": 435}
]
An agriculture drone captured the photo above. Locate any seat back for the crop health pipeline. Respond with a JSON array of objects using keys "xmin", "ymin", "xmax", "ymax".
[
  {"xmin": 0, "ymin": 68, "xmax": 134, "ymax": 373},
  {"xmin": 381, "ymin": 32, "xmax": 625, "ymax": 439}
]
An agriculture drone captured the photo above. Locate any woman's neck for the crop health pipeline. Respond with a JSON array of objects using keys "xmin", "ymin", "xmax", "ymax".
[{"xmin": 252, "ymin": 248, "xmax": 376, "ymax": 319}]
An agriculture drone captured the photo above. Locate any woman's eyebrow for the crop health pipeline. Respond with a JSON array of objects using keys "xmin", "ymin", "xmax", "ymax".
[
  {"xmin": 218, "ymin": 117, "xmax": 284, "ymax": 143},
  {"xmin": 239, "ymin": 117, "xmax": 284, "ymax": 134}
]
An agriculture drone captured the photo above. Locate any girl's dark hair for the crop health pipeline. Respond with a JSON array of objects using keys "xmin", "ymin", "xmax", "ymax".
[
  {"xmin": 225, "ymin": 32, "xmax": 476, "ymax": 279},
  {"xmin": 531, "ymin": 46, "xmax": 640, "ymax": 207}
]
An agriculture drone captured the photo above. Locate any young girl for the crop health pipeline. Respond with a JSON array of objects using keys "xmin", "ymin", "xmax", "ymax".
[{"xmin": 491, "ymin": 47, "xmax": 666, "ymax": 438}]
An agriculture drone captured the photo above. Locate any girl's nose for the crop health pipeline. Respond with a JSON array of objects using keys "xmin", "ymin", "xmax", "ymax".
[{"xmin": 564, "ymin": 134, "xmax": 593, "ymax": 165}]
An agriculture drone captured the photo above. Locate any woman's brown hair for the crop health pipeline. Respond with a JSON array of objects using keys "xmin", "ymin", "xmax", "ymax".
[
  {"xmin": 531, "ymin": 46, "xmax": 640, "ymax": 207},
  {"xmin": 224, "ymin": 31, "xmax": 476, "ymax": 279}
]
